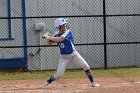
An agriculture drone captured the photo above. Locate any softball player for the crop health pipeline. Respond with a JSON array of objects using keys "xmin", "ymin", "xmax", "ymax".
[{"xmin": 43, "ymin": 18, "xmax": 100, "ymax": 87}]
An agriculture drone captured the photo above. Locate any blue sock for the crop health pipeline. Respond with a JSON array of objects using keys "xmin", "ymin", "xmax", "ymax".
[
  {"xmin": 47, "ymin": 75, "xmax": 55, "ymax": 84},
  {"xmin": 85, "ymin": 69, "xmax": 94, "ymax": 83}
]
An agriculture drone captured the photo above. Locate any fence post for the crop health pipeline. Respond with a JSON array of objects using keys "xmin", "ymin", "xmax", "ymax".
[
  {"xmin": 103, "ymin": 0, "xmax": 107, "ymax": 69},
  {"xmin": 22, "ymin": 0, "xmax": 28, "ymax": 71}
]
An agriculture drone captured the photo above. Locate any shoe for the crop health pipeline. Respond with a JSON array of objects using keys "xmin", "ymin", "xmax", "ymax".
[
  {"xmin": 91, "ymin": 82, "xmax": 100, "ymax": 87},
  {"xmin": 44, "ymin": 82, "xmax": 49, "ymax": 87}
]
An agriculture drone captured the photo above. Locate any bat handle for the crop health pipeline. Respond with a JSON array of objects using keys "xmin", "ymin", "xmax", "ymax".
[{"xmin": 42, "ymin": 36, "xmax": 46, "ymax": 39}]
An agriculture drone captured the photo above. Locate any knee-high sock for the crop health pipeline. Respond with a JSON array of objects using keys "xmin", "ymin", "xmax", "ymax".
[
  {"xmin": 47, "ymin": 75, "xmax": 56, "ymax": 84},
  {"xmin": 85, "ymin": 69, "xmax": 95, "ymax": 83}
]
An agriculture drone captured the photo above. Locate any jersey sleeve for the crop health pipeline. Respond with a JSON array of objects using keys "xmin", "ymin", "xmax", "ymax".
[
  {"xmin": 61, "ymin": 30, "xmax": 71, "ymax": 40},
  {"xmin": 52, "ymin": 31, "xmax": 59, "ymax": 37},
  {"xmin": 50, "ymin": 31, "xmax": 59, "ymax": 43}
]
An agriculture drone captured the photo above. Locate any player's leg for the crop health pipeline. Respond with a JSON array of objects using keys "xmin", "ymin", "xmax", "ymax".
[
  {"xmin": 54, "ymin": 57, "xmax": 70, "ymax": 78},
  {"xmin": 45, "ymin": 57, "xmax": 70, "ymax": 86},
  {"xmin": 71, "ymin": 51, "xmax": 100, "ymax": 87},
  {"xmin": 71, "ymin": 51, "xmax": 94, "ymax": 82}
]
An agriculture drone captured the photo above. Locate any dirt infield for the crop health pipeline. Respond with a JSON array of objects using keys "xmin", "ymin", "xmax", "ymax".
[{"xmin": 0, "ymin": 76, "xmax": 140, "ymax": 93}]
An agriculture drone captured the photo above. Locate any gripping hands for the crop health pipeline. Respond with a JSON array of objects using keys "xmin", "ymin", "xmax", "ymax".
[{"xmin": 42, "ymin": 32, "xmax": 51, "ymax": 39}]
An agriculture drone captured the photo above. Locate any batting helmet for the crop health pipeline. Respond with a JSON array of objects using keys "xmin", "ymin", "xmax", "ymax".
[{"xmin": 54, "ymin": 18, "xmax": 67, "ymax": 28}]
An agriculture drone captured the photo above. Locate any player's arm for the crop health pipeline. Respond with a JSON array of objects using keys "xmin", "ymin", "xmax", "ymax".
[
  {"xmin": 48, "ymin": 30, "xmax": 70, "ymax": 42},
  {"xmin": 46, "ymin": 39, "xmax": 54, "ymax": 45},
  {"xmin": 43, "ymin": 31, "xmax": 65, "ymax": 42},
  {"xmin": 47, "ymin": 36, "xmax": 65, "ymax": 42}
]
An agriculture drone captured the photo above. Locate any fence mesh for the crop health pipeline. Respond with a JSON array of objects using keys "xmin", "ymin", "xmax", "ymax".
[{"xmin": 0, "ymin": 0, "xmax": 140, "ymax": 70}]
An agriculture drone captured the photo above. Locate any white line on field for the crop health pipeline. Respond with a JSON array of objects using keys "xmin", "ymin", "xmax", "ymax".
[
  {"xmin": 104, "ymin": 81, "xmax": 140, "ymax": 88},
  {"xmin": 135, "ymin": 82, "xmax": 140, "ymax": 84}
]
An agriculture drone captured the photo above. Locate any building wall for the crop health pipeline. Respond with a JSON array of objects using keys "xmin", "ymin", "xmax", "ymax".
[
  {"xmin": 0, "ymin": 0, "xmax": 140, "ymax": 70},
  {"xmin": 26, "ymin": 0, "xmax": 140, "ymax": 70},
  {"xmin": 0, "ymin": 0, "xmax": 24, "ymax": 59}
]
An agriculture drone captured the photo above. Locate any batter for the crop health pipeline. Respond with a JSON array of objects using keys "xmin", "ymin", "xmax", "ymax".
[{"xmin": 43, "ymin": 18, "xmax": 100, "ymax": 87}]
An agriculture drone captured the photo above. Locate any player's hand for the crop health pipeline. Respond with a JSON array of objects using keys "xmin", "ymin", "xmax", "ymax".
[{"xmin": 42, "ymin": 32, "xmax": 52, "ymax": 39}]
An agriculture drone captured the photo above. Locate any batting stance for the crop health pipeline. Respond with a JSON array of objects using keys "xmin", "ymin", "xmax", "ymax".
[{"xmin": 43, "ymin": 18, "xmax": 100, "ymax": 87}]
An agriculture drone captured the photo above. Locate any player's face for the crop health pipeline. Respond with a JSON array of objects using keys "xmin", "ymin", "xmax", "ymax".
[{"xmin": 59, "ymin": 23, "xmax": 67, "ymax": 32}]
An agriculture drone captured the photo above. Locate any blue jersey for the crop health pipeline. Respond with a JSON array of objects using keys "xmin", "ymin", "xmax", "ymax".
[{"xmin": 53, "ymin": 29, "xmax": 75, "ymax": 54}]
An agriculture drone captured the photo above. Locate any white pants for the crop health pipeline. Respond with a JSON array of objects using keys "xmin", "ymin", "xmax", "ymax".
[{"xmin": 54, "ymin": 51, "xmax": 90, "ymax": 79}]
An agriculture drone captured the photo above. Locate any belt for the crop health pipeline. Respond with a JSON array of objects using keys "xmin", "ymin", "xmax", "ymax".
[{"xmin": 61, "ymin": 50, "xmax": 75, "ymax": 55}]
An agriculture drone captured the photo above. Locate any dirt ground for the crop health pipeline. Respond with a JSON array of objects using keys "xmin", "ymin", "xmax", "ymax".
[{"xmin": 0, "ymin": 76, "xmax": 140, "ymax": 93}]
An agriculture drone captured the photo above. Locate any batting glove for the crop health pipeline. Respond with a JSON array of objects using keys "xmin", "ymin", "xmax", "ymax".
[{"xmin": 42, "ymin": 32, "xmax": 51, "ymax": 39}]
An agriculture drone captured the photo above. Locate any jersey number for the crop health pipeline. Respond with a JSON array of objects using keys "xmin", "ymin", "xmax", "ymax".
[{"xmin": 59, "ymin": 43, "xmax": 65, "ymax": 48}]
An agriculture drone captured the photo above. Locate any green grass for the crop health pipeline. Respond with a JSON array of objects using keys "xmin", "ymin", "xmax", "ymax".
[
  {"xmin": 64, "ymin": 67, "xmax": 140, "ymax": 78},
  {"xmin": 0, "ymin": 67, "xmax": 140, "ymax": 80}
]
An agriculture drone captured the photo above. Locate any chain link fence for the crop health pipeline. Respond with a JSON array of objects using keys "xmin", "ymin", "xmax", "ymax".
[{"xmin": 0, "ymin": 0, "xmax": 140, "ymax": 70}]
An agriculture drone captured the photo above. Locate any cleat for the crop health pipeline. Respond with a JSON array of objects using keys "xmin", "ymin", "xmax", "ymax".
[
  {"xmin": 44, "ymin": 82, "xmax": 49, "ymax": 87},
  {"xmin": 91, "ymin": 82, "xmax": 100, "ymax": 87}
]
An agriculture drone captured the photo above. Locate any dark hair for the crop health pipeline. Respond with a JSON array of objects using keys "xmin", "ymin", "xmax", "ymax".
[{"xmin": 58, "ymin": 24, "xmax": 69, "ymax": 29}]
